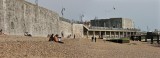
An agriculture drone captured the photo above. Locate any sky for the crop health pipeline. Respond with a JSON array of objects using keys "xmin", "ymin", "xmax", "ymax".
[{"xmin": 26, "ymin": 0, "xmax": 160, "ymax": 31}]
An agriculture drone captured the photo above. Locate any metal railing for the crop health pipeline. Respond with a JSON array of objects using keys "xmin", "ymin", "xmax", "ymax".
[{"xmin": 89, "ymin": 27, "xmax": 140, "ymax": 31}]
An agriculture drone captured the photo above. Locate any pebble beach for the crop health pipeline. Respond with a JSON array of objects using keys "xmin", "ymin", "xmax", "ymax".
[{"xmin": 0, "ymin": 35, "xmax": 160, "ymax": 58}]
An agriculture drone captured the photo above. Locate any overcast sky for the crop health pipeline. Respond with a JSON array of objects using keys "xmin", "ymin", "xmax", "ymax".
[{"xmin": 26, "ymin": 0, "xmax": 160, "ymax": 31}]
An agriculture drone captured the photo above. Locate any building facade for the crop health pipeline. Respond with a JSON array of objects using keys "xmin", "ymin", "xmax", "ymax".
[
  {"xmin": 91, "ymin": 18, "xmax": 134, "ymax": 29},
  {"xmin": 84, "ymin": 18, "xmax": 139, "ymax": 39}
]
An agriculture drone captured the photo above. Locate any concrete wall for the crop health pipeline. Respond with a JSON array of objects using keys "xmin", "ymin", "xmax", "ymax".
[
  {"xmin": 90, "ymin": 18, "xmax": 134, "ymax": 29},
  {"xmin": 122, "ymin": 18, "xmax": 134, "ymax": 29},
  {"xmin": 73, "ymin": 24, "xmax": 83, "ymax": 38}
]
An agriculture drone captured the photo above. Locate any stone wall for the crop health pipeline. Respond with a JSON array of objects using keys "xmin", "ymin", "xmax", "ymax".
[
  {"xmin": 0, "ymin": 0, "xmax": 83, "ymax": 37},
  {"xmin": 0, "ymin": 0, "xmax": 84, "ymax": 37},
  {"xmin": 0, "ymin": 0, "xmax": 59, "ymax": 37},
  {"xmin": 59, "ymin": 20, "xmax": 72, "ymax": 37},
  {"xmin": 0, "ymin": 0, "xmax": 3, "ymax": 30},
  {"xmin": 73, "ymin": 24, "xmax": 83, "ymax": 38}
]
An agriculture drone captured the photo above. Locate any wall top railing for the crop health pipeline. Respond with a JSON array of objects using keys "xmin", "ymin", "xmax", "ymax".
[{"xmin": 88, "ymin": 27, "xmax": 140, "ymax": 31}]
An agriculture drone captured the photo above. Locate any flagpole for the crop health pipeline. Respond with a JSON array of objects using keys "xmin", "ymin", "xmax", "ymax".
[{"xmin": 35, "ymin": 0, "xmax": 38, "ymax": 22}]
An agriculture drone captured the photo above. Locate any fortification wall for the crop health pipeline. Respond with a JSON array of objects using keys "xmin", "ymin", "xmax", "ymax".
[
  {"xmin": 59, "ymin": 20, "xmax": 72, "ymax": 37},
  {"xmin": 0, "ymin": 0, "xmax": 84, "ymax": 37},
  {"xmin": 0, "ymin": 0, "xmax": 3, "ymax": 30},
  {"xmin": 73, "ymin": 24, "xmax": 83, "ymax": 38},
  {"xmin": 0, "ymin": 0, "xmax": 59, "ymax": 37}
]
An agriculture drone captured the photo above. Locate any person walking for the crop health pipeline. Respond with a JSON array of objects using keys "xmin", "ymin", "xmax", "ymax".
[
  {"xmin": 91, "ymin": 36, "xmax": 94, "ymax": 42},
  {"xmin": 74, "ymin": 34, "xmax": 75, "ymax": 39},
  {"xmin": 95, "ymin": 37, "xmax": 97, "ymax": 42}
]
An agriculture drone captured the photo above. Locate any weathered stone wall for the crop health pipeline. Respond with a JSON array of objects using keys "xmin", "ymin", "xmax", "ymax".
[
  {"xmin": 73, "ymin": 24, "xmax": 83, "ymax": 38},
  {"xmin": 0, "ymin": 0, "xmax": 84, "ymax": 37},
  {"xmin": 5, "ymin": 0, "xmax": 25, "ymax": 35},
  {"xmin": 59, "ymin": 20, "xmax": 72, "ymax": 37},
  {"xmin": 0, "ymin": 0, "xmax": 3, "ymax": 30},
  {"xmin": 0, "ymin": 0, "xmax": 59, "ymax": 37}
]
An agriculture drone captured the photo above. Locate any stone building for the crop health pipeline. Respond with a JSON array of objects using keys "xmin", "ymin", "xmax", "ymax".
[
  {"xmin": 91, "ymin": 18, "xmax": 134, "ymax": 29},
  {"xmin": 84, "ymin": 18, "xmax": 140, "ymax": 39}
]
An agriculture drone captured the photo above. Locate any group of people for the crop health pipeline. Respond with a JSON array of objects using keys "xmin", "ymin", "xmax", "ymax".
[{"xmin": 49, "ymin": 34, "xmax": 64, "ymax": 44}]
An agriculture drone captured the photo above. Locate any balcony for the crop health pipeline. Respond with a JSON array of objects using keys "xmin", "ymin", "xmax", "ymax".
[{"xmin": 88, "ymin": 26, "xmax": 140, "ymax": 31}]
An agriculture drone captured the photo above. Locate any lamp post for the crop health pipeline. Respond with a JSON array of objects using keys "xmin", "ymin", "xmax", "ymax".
[
  {"xmin": 80, "ymin": 14, "xmax": 84, "ymax": 24},
  {"xmin": 61, "ymin": 8, "xmax": 65, "ymax": 17},
  {"xmin": 35, "ymin": 0, "xmax": 39, "ymax": 22}
]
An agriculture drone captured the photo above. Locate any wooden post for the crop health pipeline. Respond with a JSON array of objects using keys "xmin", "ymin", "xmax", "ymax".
[
  {"xmin": 157, "ymin": 35, "xmax": 159, "ymax": 44},
  {"xmin": 104, "ymin": 31, "xmax": 106, "ymax": 39}
]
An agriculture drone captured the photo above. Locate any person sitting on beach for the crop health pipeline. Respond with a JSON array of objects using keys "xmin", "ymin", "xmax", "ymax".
[
  {"xmin": 0, "ymin": 29, "xmax": 2, "ymax": 35},
  {"xmin": 24, "ymin": 32, "xmax": 32, "ymax": 37},
  {"xmin": 49, "ymin": 34, "xmax": 54, "ymax": 41},
  {"xmin": 54, "ymin": 34, "xmax": 64, "ymax": 44}
]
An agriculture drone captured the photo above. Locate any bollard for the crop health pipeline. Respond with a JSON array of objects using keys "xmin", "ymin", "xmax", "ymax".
[
  {"xmin": 151, "ymin": 36, "xmax": 153, "ymax": 44},
  {"xmin": 157, "ymin": 35, "xmax": 159, "ymax": 44},
  {"xmin": 139, "ymin": 36, "xmax": 141, "ymax": 41}
]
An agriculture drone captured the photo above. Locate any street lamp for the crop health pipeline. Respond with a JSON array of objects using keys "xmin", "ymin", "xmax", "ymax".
[{"xmin": 35, "ymin": 0, "xmax": 39, "ymax": 22}]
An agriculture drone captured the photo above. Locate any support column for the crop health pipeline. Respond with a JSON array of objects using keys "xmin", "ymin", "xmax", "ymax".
[
  {"xmin": 114, "ymin": 32, "xmax": 116, "ymax": 38},
  {"xmin": 93, "ymin": 31, "xmax": 95, "ymax": 36},
  {"xmin": 157, "ymin": 35, "xmax": 159, "ymax": 44},
  {"xmin": 110, "ymin": 31, "xmax": 111, "ymax": 38},
  {"xmin": 119, "ymin": 32, "xmax": 121, "ymax": 38},
  {"xmin": 99, "ymin": 31, "xmax": 101, "ymax": 39},
  {"xmin": 104, "ymin": 31, "xmax": 107, "ymax": 38},
  {"xmin": 123, "ymin": 32, "xmax": 124, "ymax": 37},
  {"xmin": 87, "ymin": 31, "xmax": 89, "ymax": 38}
]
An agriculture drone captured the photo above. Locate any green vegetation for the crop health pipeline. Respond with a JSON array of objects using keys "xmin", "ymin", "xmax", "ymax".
[
  {"xmin": 120, "ymin": 38, "xmax": 130, "ymax": 40},
  {"xmin": 109, "ymin": 37, "xmax": 130, "ymax": 43}
]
